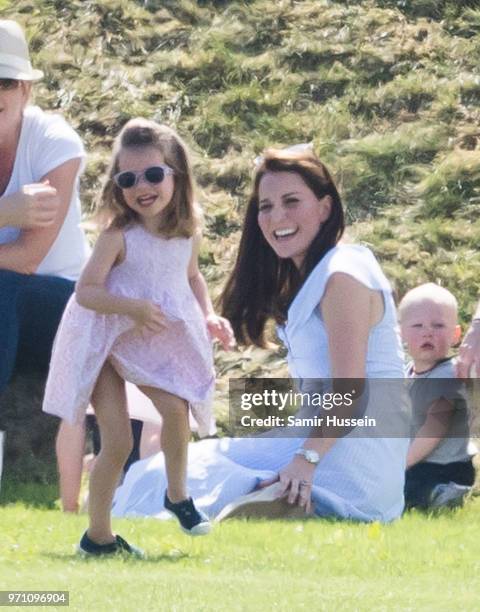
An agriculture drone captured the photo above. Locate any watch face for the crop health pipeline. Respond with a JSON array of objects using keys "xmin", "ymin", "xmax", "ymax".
[{"xmin": 295, "ymin": 448, "xmax": 320, "ymax": 463}]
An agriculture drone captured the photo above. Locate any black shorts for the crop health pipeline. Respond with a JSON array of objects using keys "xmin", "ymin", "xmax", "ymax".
[{"xmin": 404, "ymin": 459, "xmax": 475, "ymax": 509}]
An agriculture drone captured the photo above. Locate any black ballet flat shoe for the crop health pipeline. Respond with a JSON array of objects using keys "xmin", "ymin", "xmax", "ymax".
[{"xmin": 164, "ymin": 493, "xmax": 211, "ymax": 536}]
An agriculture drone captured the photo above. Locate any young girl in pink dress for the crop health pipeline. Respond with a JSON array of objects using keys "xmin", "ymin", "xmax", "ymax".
[{"xmin": 43, "ymin": 118, "xmax": 234, "ymax": 556}]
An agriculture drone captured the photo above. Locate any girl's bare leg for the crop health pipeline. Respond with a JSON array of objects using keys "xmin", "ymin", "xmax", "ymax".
[
  {"xmin": 138, "ymin": 386, "xmax": 189, "ymax": 502},
  {"xmin": 88, "ymin": 361, "xmax": 132, "ymax": 543},
  {"xmin": 56, "ymin": 419, "xmax": 86, "ymax": 513}
]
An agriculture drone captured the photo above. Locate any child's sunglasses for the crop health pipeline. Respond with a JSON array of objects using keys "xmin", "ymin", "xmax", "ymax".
[{"xmin": 113, "ymin": 164, "xmax": 174, "ymax": 189}]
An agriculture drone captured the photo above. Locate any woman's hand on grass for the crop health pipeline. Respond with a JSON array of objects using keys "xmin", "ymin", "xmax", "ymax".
[{"xmin": 259, "ymin": 456, "xmax": 315, "ymax": 513}]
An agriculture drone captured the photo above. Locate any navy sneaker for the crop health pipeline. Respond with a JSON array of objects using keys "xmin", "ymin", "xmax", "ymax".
[
  {"xmin": 164, "ymin": 493, "xmax": 211, "ymax": 535},
  {"xmin": 77, "ymin": 531, "xmax": 145, "ymax": 558}
]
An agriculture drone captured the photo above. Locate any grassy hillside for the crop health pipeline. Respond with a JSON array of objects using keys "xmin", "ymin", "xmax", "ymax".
[{"xmin": 3, "ymin": 0, "xmax": 480, "ymax": 398}]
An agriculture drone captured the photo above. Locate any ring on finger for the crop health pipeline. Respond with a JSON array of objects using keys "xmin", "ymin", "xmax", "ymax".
[{"xmin": 299, "ymin": 480, "xmax": 311, "ymax": 487}]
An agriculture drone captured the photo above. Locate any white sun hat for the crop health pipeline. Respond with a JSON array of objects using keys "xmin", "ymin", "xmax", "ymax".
[{"xmin": 0, "ymin": 20, "xmax": 43, "ymax": 80}]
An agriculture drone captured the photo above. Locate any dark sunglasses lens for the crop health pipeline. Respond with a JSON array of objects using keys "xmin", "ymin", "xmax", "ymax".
[
  {"xmin": 116, "ymin": 172, "xmax": 136, "ymax": 189},
  {"xmin": 0, "ymin": 79, "xmax": 18, "ymax": 90},
  {"xmin": 145, "ymin": 167, "xmax": 165, "ymax": 184}
]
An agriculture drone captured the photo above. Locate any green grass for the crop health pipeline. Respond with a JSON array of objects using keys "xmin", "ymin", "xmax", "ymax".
[{"xmin": 1, "ymin": 484, "xmax": 480, "ymax": 611}]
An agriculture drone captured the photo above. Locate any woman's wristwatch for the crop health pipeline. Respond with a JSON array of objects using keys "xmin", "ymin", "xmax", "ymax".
[{"xmin": 294, "ymin": 449, "xmax": 320, "ymax": 464}]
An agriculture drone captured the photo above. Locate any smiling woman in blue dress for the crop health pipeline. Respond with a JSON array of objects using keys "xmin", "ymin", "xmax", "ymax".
[{"xmin": 112, "ymin": 146, "xmax": 410, "ymax": 523}]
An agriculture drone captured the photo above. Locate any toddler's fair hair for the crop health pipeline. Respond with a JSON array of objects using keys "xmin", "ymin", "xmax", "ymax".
[{"xmin": 398, "ymin": 283, "xmax": 458, "ymax": 322}]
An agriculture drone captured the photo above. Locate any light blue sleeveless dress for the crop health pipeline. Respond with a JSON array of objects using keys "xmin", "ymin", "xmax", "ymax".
[{"xmin": 113, "ymin": 245, "xmax": 410, "ymax": 522}]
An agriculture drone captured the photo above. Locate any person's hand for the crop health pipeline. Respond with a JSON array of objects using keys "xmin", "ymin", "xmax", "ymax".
[
  {"xmin": 132, "ymin": 300, "xmax": 168, "ymax": 333},
  {"xmin": 206, "ymin": 314, "xmax": 236, "ymax": 350},
  {"xmin": 456, "ymin": 320, "xmax": 480, "ymax": 378},
  {"xmin": 259, "ymin": 456, "xmax": 315, "ymax": 513},
  {"xmin": 1, "ymin": 182, "xmax": 59, "ymax": 229}
]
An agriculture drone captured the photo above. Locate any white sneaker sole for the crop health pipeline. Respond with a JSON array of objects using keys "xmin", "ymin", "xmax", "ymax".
[
  {"xmin": 164, "ymin": 508, "xmax": 212, "ymax": 536},
  {"xmin": 181, "ymin": 521, "xmax": 212, "ymax": 536}
]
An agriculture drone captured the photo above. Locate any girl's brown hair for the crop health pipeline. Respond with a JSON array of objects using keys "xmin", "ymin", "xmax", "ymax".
[
  {"xmin": 220, "ymin": 148, "xmax": 345, "ymax": 347},
  {"xmin": 98, "ymin": 118, "xmax": 200, "ymax": 237}
]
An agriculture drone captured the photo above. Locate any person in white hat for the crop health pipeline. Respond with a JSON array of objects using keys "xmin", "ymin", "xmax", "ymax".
[{"xmin": 0, "ymin": 19, "xmax": 90, "ymax": 508}]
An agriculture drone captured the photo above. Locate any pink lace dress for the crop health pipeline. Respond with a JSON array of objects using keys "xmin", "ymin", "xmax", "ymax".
[{"xmin": 43, "ymin": 225, "xmax": 215, "ymax": 437}]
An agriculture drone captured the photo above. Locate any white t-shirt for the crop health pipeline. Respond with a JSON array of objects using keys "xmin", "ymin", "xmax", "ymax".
[{"xmin": 0, "ymin": 105, "xmax": 90, "ymax": 280}]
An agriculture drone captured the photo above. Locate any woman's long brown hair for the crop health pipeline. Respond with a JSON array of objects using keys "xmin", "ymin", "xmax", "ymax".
[{"xmin": 220, "ymin": 148, "xmax": 345, "ymax": 347}]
